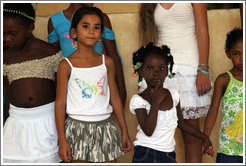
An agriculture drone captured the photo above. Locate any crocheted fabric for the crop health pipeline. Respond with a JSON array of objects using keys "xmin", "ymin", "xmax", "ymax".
[{"xmin": 3, "ymin": 51, "xmax": 63, "ymax": 84}]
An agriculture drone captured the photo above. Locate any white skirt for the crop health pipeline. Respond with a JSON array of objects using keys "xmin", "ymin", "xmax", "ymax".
[
  {"xmin": 139, "ymin": 64, "xmax": 212, "ymax": 119},
  {"xmin": 3, "ymin": 102, "xmax": 60, "ymax": 163}
]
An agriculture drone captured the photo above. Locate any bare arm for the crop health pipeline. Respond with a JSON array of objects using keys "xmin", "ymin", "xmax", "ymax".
[
  {"xmin": 3, "ymin": 76, "xmax": 10, "ymax": 122},
  {"xmin": 135, "ymin": 81, "xmax": 165, "ymax": 136},
  {"xmin": 193, "ymin": 3, "xmax": 211, "ymax": 96},
  {"xmin": 55, "ymin": 59, "xmax": 71, "ymax": 162},
  {"xmin": 203, "ymin": 74, "xmax": 228, "ymax": 137},
  {"xmin": 48, "ymin": 17, "xmax": 61, "ymax": 50},
  {"xmin": 102, "ymin": 13, "xmax": 126, "ymax": 107},
  {"xmin": 177, "ymin": 102, "xmax": 214, "ymax": 156},
  {"xmin": 106, "ymin": 56, "xmax": 131, "ymax": 152},
  {"xmin": 3, "ymin": 53, "xmax": 10, "ymax": 122}
]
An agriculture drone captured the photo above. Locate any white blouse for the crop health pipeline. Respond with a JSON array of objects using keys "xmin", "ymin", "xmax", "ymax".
[{"xmin": 130, "ymin": 88, "xmax": 179, "ymax": 152}]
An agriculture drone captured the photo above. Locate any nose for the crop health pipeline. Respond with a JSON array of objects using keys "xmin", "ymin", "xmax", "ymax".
[
  {"xmin": 4, "ymin": 34, "xmax": 12, "ymax": 43},
  {"xmin": 153, "ymin": 69, "xmax": 160, "ymax": 76},
  {"xmin": 89, "ymin": 27, "xmax": 95, "ymax": 34},
  {"xmin": 240, "ymin": 54, "xmax": 243, "ymax": 62}
]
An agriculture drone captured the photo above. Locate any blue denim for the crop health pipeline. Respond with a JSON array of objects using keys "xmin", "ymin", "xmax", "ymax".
[
  {"xmin": 132, "ymin": 146, "xmax": 176, "ymax": 163},
  {"xmin": 216, "ymin": 153, "xmax": 243, "ymax": 163}
]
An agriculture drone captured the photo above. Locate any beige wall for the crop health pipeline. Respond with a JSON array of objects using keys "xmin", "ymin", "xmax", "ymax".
[
  {"xmin": 36, "ymin": 3, "xmax": 140, "ymax": 16},
  {"xmin": 32, "ymin": 4, "xmax": 241, "ymax": 163}
]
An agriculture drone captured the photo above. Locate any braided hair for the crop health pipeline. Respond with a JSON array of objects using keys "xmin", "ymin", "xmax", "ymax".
[
  {"xmin": 3, "ymin": 3, "xmax": 35, "ymax": 27},
  {"xmin": 225, "ymin": 28, "xmax": 243, "ymax": 53},
  {"xmin": 132, "ymin": 42, "xmax": 175, "ymax": 82}
]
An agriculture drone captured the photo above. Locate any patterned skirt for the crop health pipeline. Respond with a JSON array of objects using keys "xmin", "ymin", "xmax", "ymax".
[{"xmin": 65, "ymin": 116, "xmax": 124, "ymax": 162}]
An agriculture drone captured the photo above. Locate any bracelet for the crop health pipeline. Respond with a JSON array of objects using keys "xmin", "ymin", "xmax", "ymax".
[
  {"xmin": 199, "ymin": 64, "xmax": 209, "ymax": 69},
  {"xmin": 198, "ymin": 66, "xmax": 210, "ymax": 76}
]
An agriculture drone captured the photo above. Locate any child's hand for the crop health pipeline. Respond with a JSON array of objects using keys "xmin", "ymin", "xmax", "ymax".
[
  {"xmin": 58, "ymin": 140, "xmax": 72, "ymax": 162},
  {"xmin": 150, "ymin": 80, "xmax": 166, "ymax": 105},
  {"xmin": 202, "ymin": 136, "xmax": 214, "ymax": 157},
  {"xmin": 122, "ymin": 132, "xmax": 131, "ymax": 153}
]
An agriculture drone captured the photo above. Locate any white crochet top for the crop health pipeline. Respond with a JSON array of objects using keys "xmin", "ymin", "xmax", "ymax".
[{"xmin": 3, "ymin": 51, "xmax": 64, "ymax": 84}]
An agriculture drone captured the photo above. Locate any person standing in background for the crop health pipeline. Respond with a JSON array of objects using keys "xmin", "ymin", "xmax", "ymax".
[{"xmin": 138, "ymin": 3, "xmax": 212, "ymax": 162}]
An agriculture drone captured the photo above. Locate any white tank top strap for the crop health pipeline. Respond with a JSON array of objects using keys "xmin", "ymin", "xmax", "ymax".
[
  {"xmin": 102, "ymin": 54, "xmax": 105, "ymax": 65},
  {"xmin": 64, "ymin": 58, "xmax": 73, "ymax": 68}
]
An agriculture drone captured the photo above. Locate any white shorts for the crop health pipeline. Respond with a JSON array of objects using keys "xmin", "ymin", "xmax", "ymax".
[{"xmin": 3, "ymin": 102, "xmax": 61, "ymax": 163}]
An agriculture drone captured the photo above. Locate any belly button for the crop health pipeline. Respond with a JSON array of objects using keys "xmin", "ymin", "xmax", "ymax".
[{"xmin": 28, "ymin": 97, "xmax": 33, "ymax": 101}]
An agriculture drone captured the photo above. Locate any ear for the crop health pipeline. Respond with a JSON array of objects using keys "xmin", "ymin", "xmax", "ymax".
[
  {"xmin": 27, "ymin": 23, "xmax": 35, "ymax": 32},
  {"xmin": 70, "ymin": 28, "xmax": 77, "ymax": 40},
  {"xmin": 139, "ymin": 68, "xmax": 143, "ymax": 77},
  {"xmin": 225, "ymin": 50, "xmax": 231, "ymax": 59}
]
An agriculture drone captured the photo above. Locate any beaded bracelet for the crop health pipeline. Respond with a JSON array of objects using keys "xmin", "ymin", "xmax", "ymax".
[
  {"xmin": 199, "ymin": 64, "xmax": 209, "ymax": 69},
  {"xmin": 198, "ymin": 66, "xmax": 210, "ymax": 76}
]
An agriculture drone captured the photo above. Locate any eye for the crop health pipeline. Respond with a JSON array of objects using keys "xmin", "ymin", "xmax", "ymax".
[
  {"xmin": 10, "ymin": 33, "xmax": 17, "ymax": 37},
  {"xmin": 147, "ymin": 67, "xmax": 153, "ymax": 71},
  {"xmin": 233, "ymin": 52, "xmax": 240, "ymax": 56},
  {"xmin": 82, "ymin": 25, "xmax": 88, "ymax": 29},
  {"xmin": 160, "ymin": 67, "xmax": 165, "ymax": 71},
  {"xmin": 95, "ymin": 26, "xmax": 101, "ymax": 30}
]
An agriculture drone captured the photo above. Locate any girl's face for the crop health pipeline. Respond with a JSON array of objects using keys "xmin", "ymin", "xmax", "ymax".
[
  {"xmin": 3, "ymin": 17, "xmax": 30, "ymax": 48},
  {"xmin": 227, "ymin": 40, "xmax": 243, "ymax": 72},
  {"xmin": 71, "ymin": 14, "xmax": 101, "ymax": 47},
  {"xmin": 140, "ymin": 54, "xmax": 168, "ymax": 88}
]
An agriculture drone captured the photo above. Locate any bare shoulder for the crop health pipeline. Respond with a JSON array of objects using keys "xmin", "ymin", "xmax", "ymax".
[
  {"xmin": 3, "ymin": 48, "xmax": 14, "ymax": 64},
  {"xmin": 191, "ymin": 3, "xmax": 206, "ymax": 8},
  {"xmin": 59, "ymin": 58, "xmax": 69, "ymax": 67},
  {"xmin": 58, "ymin": 58, "xmax": 70, "ymax": 71},
  {"xmin": 32, "ymin": 38, "xmax": 60, "ymax": 56},
  {"xmin": 104, "ymin": 55, "xmax": 114, "ymax": 71},
  {"xmin": 104, "ymin": 55, "xmax": 114, "ymax": 65},
  {"xmin": 215, "ymin": 72, "xmax": 230, "ymax": 87}
]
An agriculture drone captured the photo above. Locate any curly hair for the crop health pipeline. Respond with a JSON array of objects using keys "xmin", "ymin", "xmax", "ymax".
[
  {"xmin": 132, "ymin": 42, "xmax": 175, "ymax": 82},
  {"xmin": 3, "ymin": 3, "xmax": 35, "ymax": 26},
  {"xmin": 225, "ymin": 28, "xmax": 243, "ymax": 53}
]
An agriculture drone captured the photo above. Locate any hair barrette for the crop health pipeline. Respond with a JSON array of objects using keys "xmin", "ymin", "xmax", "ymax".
[
  {"xmin": 132, "ymin": 72, "xmax": 138, "ymax": 78},
  {"xmin": 167, "ymin": 53, "xmax": 171, "ymax": 57},
  {"xmin": 133, "ymin": 62, "xmax": 143, "ymax": 70}
]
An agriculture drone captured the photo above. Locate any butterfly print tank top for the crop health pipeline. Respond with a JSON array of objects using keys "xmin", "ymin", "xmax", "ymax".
[{"xmin": 65, "ymin": 55, "xmax": 112, "ymax": 119}]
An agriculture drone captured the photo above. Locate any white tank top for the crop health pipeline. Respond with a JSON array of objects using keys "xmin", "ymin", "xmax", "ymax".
[
  {"xmin": 154, "ymin": 3, "xmax": 199, "ymax": 67},
  {"xmin": 65, "ymin": 55, "xmax": 112, "ymax": 121}
]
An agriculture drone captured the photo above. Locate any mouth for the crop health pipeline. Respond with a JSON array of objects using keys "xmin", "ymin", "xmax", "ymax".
[
  {"xmin": 153, "ymin": 79, "xmax": 161, "ymax": 83},
  {"xmin": 86, "ymin": 37, "xmax": 96, "ymax": 40},
  {"xmin": 6, "ymin": 43, "xmax": 14, "ymax": 47}
]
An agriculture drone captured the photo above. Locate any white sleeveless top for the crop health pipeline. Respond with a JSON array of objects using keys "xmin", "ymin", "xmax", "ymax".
[
  {"xmin": 154, "ymin": 3, "xmax": 199, "ymax": 67},
  {"xmin": 65, "ymin": 55, "xmax": 112, "ymax": 121},
  {"xmin": 130, "ymin": 88, "xmax": 179, "ymax": 152}
]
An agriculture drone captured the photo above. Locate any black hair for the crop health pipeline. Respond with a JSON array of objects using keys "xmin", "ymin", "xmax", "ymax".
[
  {"xmin": 132, "ymin": 42, "xmax": 175, "ymax": 82},
  {"xmin": 225, "ymin": 28, "xmax": 243, "ymax": 53},
  {"xmin": 71, "ymin": 6, "xmax": 104, "ymax": 34},
  {"xmin": 3, "ymin": 3, "xmax": 35, "ymax": 26}
]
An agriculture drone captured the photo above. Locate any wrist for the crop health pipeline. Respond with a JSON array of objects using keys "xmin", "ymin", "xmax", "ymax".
[
  {"xmin": 197, "ymin": 66, "xmax": 210, "ymax": 76},
  {"xmin": 201, "ymin": 134, "xmax": 209, "ymax": 142},
  {"xmin": 150, "ymin": 103, "xmax": 159, "ymax": 110},
  {"xmin": 198, "ymin": 63, "xmax": 209, "ymax": 69}
]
